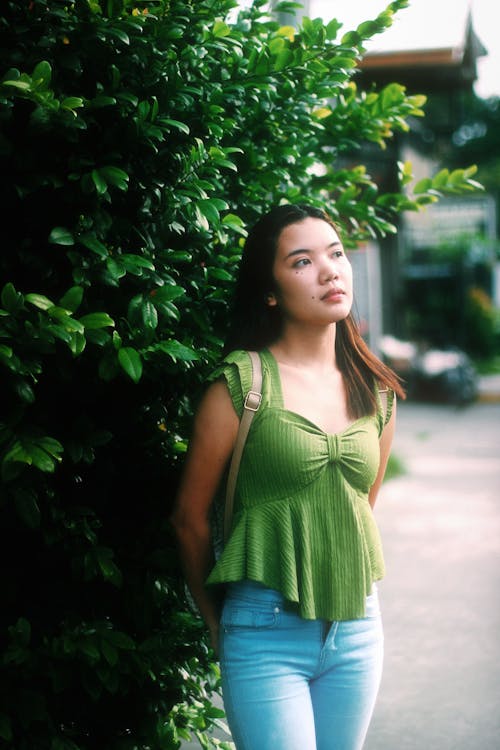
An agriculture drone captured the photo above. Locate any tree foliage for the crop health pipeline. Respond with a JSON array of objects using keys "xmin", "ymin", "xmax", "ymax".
[{"xmin": 0, "ymin": 0, "xmax": 481, "ymax": 747}]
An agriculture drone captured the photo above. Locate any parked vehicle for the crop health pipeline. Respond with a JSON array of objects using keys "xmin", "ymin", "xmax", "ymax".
[{"xmin": 379, "ymin": 335, "xmax": 478, "ymax": 405}]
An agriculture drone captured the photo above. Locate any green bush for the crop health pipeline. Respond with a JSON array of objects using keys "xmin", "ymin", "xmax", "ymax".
[
  {"xmin": 0, "ymin": 0, "xmax": 482, "ymax": 747},
  {"xmin": 464, "ymin": 286, "xmax": 498, "ymax": 358}
]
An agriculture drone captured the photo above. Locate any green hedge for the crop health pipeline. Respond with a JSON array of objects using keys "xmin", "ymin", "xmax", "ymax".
[{"xmin": 0, "ymin": 1, "xmax": 481, "ymax": 747}]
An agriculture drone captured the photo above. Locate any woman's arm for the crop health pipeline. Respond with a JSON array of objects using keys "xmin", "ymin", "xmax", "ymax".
[
  {"xmin": 368, "ymin": 396, "xmax": 397, "ymax": 509},
  {"xmin": 170, "ymin": 379, "xmax": 239, "ymax": 652}
]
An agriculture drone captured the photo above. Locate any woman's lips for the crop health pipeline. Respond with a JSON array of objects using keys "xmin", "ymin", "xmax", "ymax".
[{"xmin": 321, "ymin": 288, "xmax": 344, "ymax": 301}]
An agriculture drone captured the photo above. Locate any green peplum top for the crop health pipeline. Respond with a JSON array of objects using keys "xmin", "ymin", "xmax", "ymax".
[{"xmin": 206, "ymin": 349, "xmax": 394, "ymax": 621}]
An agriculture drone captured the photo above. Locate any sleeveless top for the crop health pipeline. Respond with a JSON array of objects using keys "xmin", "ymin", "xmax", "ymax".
[{"xmin": 206, "ymin": 349, "xmax": 394, "ymax": 621}]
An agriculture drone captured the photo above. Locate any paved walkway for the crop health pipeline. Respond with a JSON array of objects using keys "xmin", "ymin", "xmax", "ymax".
[
  {"xmin": 365, "ymin": 400, "xmax": 500, "ymax": 750},
  {"xmin": 181, "ymin": 399, "xmax": 500, "ymax": 749}
]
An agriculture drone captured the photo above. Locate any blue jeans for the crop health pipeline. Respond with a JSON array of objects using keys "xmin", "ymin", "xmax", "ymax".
[{"xmin": 219, "ymin": 581, "xmax": 383, "ymax": 750}]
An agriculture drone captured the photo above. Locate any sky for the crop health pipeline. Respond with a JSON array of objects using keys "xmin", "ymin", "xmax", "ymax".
[{"xmin": 310, "ymin": 0, "xmax": 499, "ymax": 99}]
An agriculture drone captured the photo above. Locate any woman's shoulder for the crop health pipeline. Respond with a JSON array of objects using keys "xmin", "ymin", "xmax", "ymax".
[{"xmin": 208, "ymin": 350, "xmax": 256, "ymax": 416}]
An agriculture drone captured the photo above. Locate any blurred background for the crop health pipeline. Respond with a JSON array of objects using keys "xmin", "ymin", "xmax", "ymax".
[{"xmin": 288, "ymin": 0, "xmax": 500, "ymax": 404}]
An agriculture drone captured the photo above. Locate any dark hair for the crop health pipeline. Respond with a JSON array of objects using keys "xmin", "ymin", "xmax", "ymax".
[{"xmin": 224, "ymin": 203, "xmax": 405, "ymax": 416}]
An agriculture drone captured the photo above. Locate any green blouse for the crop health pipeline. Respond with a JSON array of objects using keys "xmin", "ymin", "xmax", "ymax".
[{"xmin": 206, "ymin": 349, "xmax": 393, "ymax": 621}]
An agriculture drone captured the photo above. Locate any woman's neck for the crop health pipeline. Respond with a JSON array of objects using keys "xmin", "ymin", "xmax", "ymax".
[{"xmin": 269, "ymin": 324, "xmax": 338, "ymax": 372}]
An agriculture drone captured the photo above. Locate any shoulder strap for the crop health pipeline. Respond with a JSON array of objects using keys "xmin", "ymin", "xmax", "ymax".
[{"xmin": 224, "ymin": 351, "xmax": 262, "ymax": 544}]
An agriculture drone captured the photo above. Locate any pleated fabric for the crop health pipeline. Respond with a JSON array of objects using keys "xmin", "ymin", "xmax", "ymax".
[{"xmin": 206, "ymin": 349, "xmax": 394, "ymax": 621}]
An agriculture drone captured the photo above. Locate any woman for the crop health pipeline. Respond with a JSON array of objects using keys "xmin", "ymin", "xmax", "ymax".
[{"xmin": 171, "ymin": 204, "xmax": 405, "ymax": 750}]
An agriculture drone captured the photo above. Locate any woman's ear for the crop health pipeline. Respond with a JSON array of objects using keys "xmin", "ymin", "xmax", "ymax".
[{"xmin": 266, "ymin": 292, "xmax": 278, "ymax": 307}]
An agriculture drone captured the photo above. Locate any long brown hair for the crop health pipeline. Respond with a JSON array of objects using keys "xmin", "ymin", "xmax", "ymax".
[{"xmin": 224, "ymin": 204, "xmax": 405, "ymax": 417}]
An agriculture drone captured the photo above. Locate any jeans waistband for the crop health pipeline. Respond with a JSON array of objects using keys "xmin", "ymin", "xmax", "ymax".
[
  {"xmin": 225, "ymin": 580, "xmax": 285, "ymax": 604},
  {"xmin": 225, "ymin": 579, "xmax": 378, "ymax": 607}
]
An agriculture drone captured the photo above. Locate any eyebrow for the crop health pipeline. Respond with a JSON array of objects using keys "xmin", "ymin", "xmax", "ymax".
[{"xmin": 284, "ymin": 241, "xmax": 342, "ymax": 260}]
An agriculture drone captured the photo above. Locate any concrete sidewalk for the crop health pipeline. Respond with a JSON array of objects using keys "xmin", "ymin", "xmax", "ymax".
[
  {"xmin": 365, "ymin": 401, "xmax": 500, "ymax": 750},
  {"xmin": 181, "ymin": 400, "xmax": 500, "ymax": 749}
]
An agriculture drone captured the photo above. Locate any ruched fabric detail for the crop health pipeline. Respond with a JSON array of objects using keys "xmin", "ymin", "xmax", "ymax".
[{"xmin": 206, "ymin": 349, "xmax": 393, "ymax": 621}]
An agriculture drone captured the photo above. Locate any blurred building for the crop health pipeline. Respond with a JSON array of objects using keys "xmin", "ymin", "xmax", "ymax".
[
  {"xmin": 308, "ymin": 0, "xmax": 500, "ymax": 348},
  {"xmin": 353, "ymin": 7, "xmax": 496, "ymax": 349},
  {"xmin": 273, "ymin": 1, "xmax": 497, "ymax": 349}
]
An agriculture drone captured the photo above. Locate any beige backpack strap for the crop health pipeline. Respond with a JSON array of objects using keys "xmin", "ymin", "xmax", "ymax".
[{"xmin": 224, "ymin": 351, "xmax": 262, "ymax": 543}]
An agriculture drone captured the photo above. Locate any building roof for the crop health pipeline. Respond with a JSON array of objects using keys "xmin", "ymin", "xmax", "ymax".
[{"xmin": 358, "ymin": 2, "xmax": 487, "ymax": 91}]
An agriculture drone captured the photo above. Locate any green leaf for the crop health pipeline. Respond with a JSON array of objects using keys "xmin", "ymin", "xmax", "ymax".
[
  {"xmin": 14, "ymin": 492, "xmax": 41, "ymax": 529},
  {"xmin": 273, "ymin": 48, "xmax": 293, "ymax": 72},
  {"xmin": 0, "ymin": 344, "xmax": 13, "ymax": 363},
  {"xmin": 61, "ymin": 96, "xmax": 84, "ymax": 114},
  {"xmin": 325, "ymin": 18, "xmax": 341, "ymax": 40},
  {"xmin": 32, "ymin": 60, "xmax": 52, "ymax": 88},
  {"xmin": 118, "ymin": 347, "xmax": 142, "ymax": 383},
  {"xmin": 413, "ymin": 177, "xmax": 432, "ymax": 194},
  {"xmin": 107, "ymin": 631, "xmax": 136, "ymax": 650},
  {"xmin": 80, "ymin": 234, "xmax": 108, "ymax": 257},
  {"xmin": 79, "ymin": 638, "xmax": 100, "ymax": 660},
  {"xmin": 25, "ymin": 293, "xmax": 54, "ymax": 310},
  {"xmin": 2, "ymin": 79, "xmax": 30, "ymax": 91},
  {"xmin": 59, "ymin": 286, "xmax": 84, "ymax": 312},
  {"xmin": 78, "ymin": 312, "xmax": 115, "ymax": 329},
  {"xmin": 142, "ymin": 299, "xmax": 158, "ymax": 330},
  {"xmin": 16, "ymin": 436, "xmax": 63, "ymax": 474},
  {"xmin": 398, "ymin": 160, "xmax": 413, "ymax": 186},
  {"xmin": 155, "ymin": 340, "xmax": 200, "ymax": 362},
  {"xmin": 106, "ymin": 258, "xmax": 126, "ymax": 281},
  {"xmin": 69, "ymin": 332, "xmax": 86, "ymax": 356},
  {"xmin": 14, "ymin": 380, "xmax": 35, "ymax": 404},
  {"xmin": 432, "ymin": 168, "xmax": 450, "ymax": 188},
  {"xmin": 121, "ymin": 254, "xmax": 155, "ymax": 273},
  {"xmin": 449, "ymin": 168, "xmax": 465, "ymax": 186},
  {"xmin": 208, "ymin": 267, "xmax": 233, "ymax": 281},
  {"xmin": 49, "ymin": 227, "xmax": 75, "ymax": 245},
  {"xmin": 101, "ymin": 641, "xmax": 118, "ymax": 666},
  {"xmin": 221, "ymin": 213, "xmax": 247, "ymax": 236},
  {"xmin": 152, "ymin": 285, "xmax": 185, "ymax": 303},
  {"xmin": 2, "ymin": 441, "xmax": 32, "ymax": 480},
  {"xmin": 269, "ymin": 36, "xmax": 285, "ymax": 55},
  {"xmin": 91, "ymin": 169, "xmax": 108, "ymax": 195},
  {"xmin": 47, "ymin": 323, "xmax": 73, "ymax": 344},
  {"xmin": 213, "ymin": 20, "xmax": 231, "ymax": 38},
  {"xmin": 196, "ymin": 199, "xmax": 226, "ymax": 228},
  {"xmin": 1, "ymin": 282, "xmax": 24, "ymax": 313},
  {"xmin": 163, "ymin": 118, "xmax": 190, "ymax": 135},
  {"xmin": 100, "ymin": 166, "xmax": 129, "ymax": 190},
  {"xmin": 96, "ymin": 552, "xmax": 123, "ymax": 586},
  {"xmin": 108, "ymin": 27, "xmax": 130, "ymax": 44}
]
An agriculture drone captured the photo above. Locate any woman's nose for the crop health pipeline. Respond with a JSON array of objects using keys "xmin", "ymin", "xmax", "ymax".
[{"xmin": 320, "ymin": 260, "xmax": 338, "ymax": 282}]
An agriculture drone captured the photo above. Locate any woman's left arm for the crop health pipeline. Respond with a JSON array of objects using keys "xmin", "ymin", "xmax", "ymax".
[{"xmin": 368, "ymin": 397, "xmax": 397, "ymax": 509}]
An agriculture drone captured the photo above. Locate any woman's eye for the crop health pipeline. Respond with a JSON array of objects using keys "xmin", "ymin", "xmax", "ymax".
[
  {"xmin": 333, "ymin": 250, "xmax": 344, "ymax": 259},
  {"xmin": 293, "ymin": 258, "xmax": 310, "ymax": 268}
]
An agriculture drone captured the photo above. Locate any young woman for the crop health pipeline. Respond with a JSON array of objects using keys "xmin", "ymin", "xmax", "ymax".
[{"xmin": 171, "ymin": 204, "xmax": 405, "ymax": 750}]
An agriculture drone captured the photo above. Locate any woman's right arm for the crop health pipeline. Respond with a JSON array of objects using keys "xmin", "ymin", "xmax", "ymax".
[{"xmin": 170, "ymin": 379, "xmax": 239, "ymax": 652}]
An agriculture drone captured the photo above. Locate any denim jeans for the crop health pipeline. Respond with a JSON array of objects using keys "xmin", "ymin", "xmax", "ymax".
[{"xmin": 219, "ymin": 581, "xmax": 383, "ymax": 750}]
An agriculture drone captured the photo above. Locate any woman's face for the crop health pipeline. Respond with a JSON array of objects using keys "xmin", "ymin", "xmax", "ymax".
[{"xmin": 269, "ymin": 217, "xmax": 353, "ymax": 327}]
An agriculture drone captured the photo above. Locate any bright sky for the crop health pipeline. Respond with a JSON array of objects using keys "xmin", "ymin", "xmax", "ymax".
[{"xmin": 311, "ymin": 0, "xmax": 499, "ymax": 98}]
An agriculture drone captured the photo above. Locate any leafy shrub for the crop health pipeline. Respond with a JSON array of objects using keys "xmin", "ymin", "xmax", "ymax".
[
  {"xmin": 464, "ymin": 286, "xmax": 498, "ymax": 357},
  {"xmin": 0, "ymin": 0, "xmax": 481, "ymax": 747}
]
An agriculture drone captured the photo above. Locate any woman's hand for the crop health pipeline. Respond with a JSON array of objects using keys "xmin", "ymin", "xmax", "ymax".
[{"xmin": 209, "ymin": 622, "xmax": 220, "ymax": 659}]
